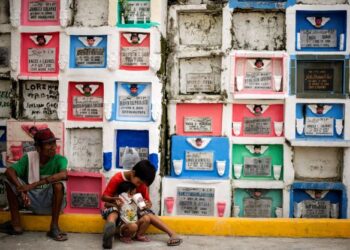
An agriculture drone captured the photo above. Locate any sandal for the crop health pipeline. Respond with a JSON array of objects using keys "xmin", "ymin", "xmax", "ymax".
[
  {"xmin": 103, "ymin": 222, "xmax": 116, "ymax": 249},
  {"xmin": 0, "ymin": 221, "xmax": 23, "ymax": 235},
  {"xmin": 167, "ymin": 237, "xmax": 183, "ymax": 246},
  {"xmin": 134, "ymin": 234, "xmax": 151, "ymax": 242},
  {"xmin": 46, "ymin": 226, "xmax": 68, "ymax": 241}
]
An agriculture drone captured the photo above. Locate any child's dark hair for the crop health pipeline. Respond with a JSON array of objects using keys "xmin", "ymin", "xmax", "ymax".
[
  {"xmin": 132, "ymin": 160, "xmax": 156, "ymax": 186},
  {"xmin": 117, "ymin": 181, "xmax": 136, "ymax": 195}
]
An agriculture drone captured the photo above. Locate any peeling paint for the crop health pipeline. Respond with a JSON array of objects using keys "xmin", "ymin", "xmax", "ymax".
[{"xmin": 73, "ymin": 0, "xmax": 108, "ymax": 27}]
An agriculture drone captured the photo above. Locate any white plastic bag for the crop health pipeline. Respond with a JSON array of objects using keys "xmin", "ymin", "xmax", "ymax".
[{"xmin": 121, "ymin": 147, "xmax": 140, "ymax": 170}]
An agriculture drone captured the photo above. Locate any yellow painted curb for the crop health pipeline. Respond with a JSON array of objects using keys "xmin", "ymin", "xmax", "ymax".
[{"xmin": 0, "ymin": 212, "xmax": 349, "ymax": 238}]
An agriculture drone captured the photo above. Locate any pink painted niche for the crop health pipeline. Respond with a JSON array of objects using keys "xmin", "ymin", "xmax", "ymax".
[
  {"xmin": 21, "ymin": 0, "xmax": 60, "ymax": 26},
  {"xmin": 232, "ymin": 104, "xmax": 284, "ymax": 137},
  {"xmin": 120, "ymin": 32, "xmax": 150, "ymax": 71},
  {"xmin": 232, "ymin": 54, "xmax": 286, "ymax": 95},
  {"xmin": 176, "ymin": 103, "xmax": 223, "ymax": 136},
  {"xmin": 65, "ymin": 171, "xmax": 105, "ymax": 214},
  {"xmin": 20, "ymin": 32, "xmax": 59, "ymax": 77}
]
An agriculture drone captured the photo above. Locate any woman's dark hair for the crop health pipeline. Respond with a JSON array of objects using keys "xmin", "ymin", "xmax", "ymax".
[
  {"xmin": 132, "ymin": 160, "xmax": 156, "ymax": 186},
  {"xmin": 117, "ymin": 181, "xmax": 136, "ymax": 195}
]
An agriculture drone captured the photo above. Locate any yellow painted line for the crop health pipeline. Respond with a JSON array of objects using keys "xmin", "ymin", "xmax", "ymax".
[{"xmin": 0, "ymin": 212, "xmax": 349, "ymax": 238}]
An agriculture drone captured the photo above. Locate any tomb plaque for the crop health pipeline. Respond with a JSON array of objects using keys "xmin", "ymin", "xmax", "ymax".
[
  {"xmin": 73, "ymin": 96, "xmax": 103, "ymax": 118},
  {"xmin": 243, "ymin": 157, "xmax": 271, "ymax": 176},
  {"xmin": 118, "ymin": 96, "xmax": 150, "ymax": 117},
  {"xmin": 186, "ymin": 73, "xmax": 219, "ymax": 93},
  {"xmin": 121, "ymin": 47, "xmax": 149, "ymax": 66},
  {"xmin": 126, "ymin": 1, "xmax": 150, "ymax": 23},
  {"xmin": 300, "ymin": 200, "xmax": 331, "ymax": 218},
  {"xmin": 0, "ymin": 81, "xmax": 11, "ymax": 118},
  {"xmin": 184, "ymin": 117, "xmax": 212, "ymax": 132},
  {"xmin": 177, "ymin": 187, "xmax": 215, "ymax": 216},
  {"xmin": 185, "ymin": 151, "xmax": 214, "ymax": 171},
  {"xmin": 22, "ymin": 81, "xmax": 58, "ymax": 120},
  {"xmin": 118, "ymin": 147, "xmax": 148, "ymax": 166},
  {"xmin": 22, "ymin": 141, "xmax": 36, "ymax": 153},
  {"xmin": 71, "ymin": 192, "xmax": 99, "ymax": 208},
  {"xmin": 304, "ymin": 69, "xmax": 333, "ymax": 91},
  {"xmin": 244, "ymin": 117, "xmax": 271, "ymax": 135},
  {"xmin": 28, "ymin": 48, "xmax": 56, "ymax": 72},
  {"xmin": 75, "ymin": 48, "xmax": 105, "ymax": 67},
  {"xmin": 305, "ymin": 117, "xmax": 334, "ymax": 136},
  {"xmin": 28, "ymin": 1, "xmax": 57, "ymax": 21},
  {"xmin": 0, "ymin": 47, "xmax": 9, "ymax": 67},
  {"xmin": 243, "ymin": 198, "xmax": 272, "ymax": 218},
  {"xmin": 300, "ymin": 29, "xmax": 337, "ymax": 48},
  {"xmin": 244, "ymin": 72, "xmax": 272, "ymax": 90}
]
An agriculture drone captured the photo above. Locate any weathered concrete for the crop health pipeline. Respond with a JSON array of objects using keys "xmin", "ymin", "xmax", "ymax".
[
  {"xmin": 1, "ymin": 232, "xmax": 350, "ymax": 250},
  {"xmin": 73, "ymin": 0, "xmax": 109, "ymax": 27},
  {"xmin": 232, "ymin": 11, "xmax": 285, "ymax": 51}
]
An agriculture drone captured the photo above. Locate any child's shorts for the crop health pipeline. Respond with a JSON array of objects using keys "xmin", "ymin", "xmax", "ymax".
[{"xmin": 101, "ymin": 207, "xmax": 118, "ymax": 220}]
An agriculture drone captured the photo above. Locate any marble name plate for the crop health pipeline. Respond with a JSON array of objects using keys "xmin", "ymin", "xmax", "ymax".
[
  {"xmin": 177, "ymin": 187, "xmax": 215, "ymax": 216},
  {"xmin": 243, "ymin": 197, "xmax": 272, "ymax": 218},
  {"xmin": 71, "ymin": 192, "xmax": 99, "ymax": 208}
]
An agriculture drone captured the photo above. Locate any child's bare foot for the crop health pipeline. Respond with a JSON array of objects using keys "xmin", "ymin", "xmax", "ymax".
[{"xmin": 134, "ymin": 234, "xmax": 151, "ymax": 242}]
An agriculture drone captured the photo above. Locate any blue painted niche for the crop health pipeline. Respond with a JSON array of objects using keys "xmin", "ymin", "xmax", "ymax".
[
  {"xmin": 295, "ymin": 103, "xmax": 344, "ymax": 140},
  {"xmin": 69, "ymin": 35, "xmax": 107, "ymax": 68},
  {"xmin": 229, "ymin": 0, "xmax": 295, "ymax": 9},
  {"xmin": 116, "ymin": 130, "xmax": 149, "ymax": 169},
  {"xmin": 295, "ymin": 10, "xmax": 347, "ymax": 52},
  {"xmin": 170, "ymin": 135, "xmax": 230, "ymax": 179},
  {"xmin": 290, "ymin": 182, "xmax": 347, "ymax": 219}
]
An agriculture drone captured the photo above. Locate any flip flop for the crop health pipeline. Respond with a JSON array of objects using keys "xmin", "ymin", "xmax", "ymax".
[
  {"xmin": 102, "ymin": 222, "xmax": 116, "ymax": 249},
  {"xmin": 134, "ymin": 234, "xmax": 151, "ymax": 242},
  {"xmin": 46, "ymin": 227, "xmax": 68, "ymax": 241},
  {"xmin": 0, "ymin": 221, "xmax": 23, "ymax": 235},
  {"xmin": 167, "ymin": 238, "xmax": 183, "ymax": 246}
]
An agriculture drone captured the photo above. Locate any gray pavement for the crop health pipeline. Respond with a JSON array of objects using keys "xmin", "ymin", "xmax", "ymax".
[{"xmin": 1, "ymin": 232, "xmax": 350, "ymax": 250}]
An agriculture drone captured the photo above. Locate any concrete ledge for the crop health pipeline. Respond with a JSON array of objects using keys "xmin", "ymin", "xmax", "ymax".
[{"xmin": 0, "ymin": 212, "xmax": 350, "ymax": 238}]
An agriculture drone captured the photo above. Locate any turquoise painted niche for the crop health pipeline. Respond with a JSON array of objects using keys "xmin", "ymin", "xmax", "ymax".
[{"xmin": 117, "ymin": 0, "xmax": 158, "ymax": 28}]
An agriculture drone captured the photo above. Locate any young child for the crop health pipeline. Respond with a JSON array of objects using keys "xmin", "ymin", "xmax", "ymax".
[
  {"xmin": 101, "ymin": 160, "xmax": 182, "ymax": 249},
  {"xmin": 102, "ymin": 181, "xmax": 139, "ymax": 244}
]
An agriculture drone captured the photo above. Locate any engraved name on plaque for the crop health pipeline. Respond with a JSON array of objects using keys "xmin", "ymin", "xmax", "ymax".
[
  {"xmin": 28, "ymin": 0, "xmax": 57, "ymax": 21},
  {"xmin": 186, "ymin": 73, "xmax": 219, "ymax": 93},
  {"xmin": 75, "ymin": 47, "xmax": 105, "ymax": 67},
  {"xmin": 184, "ymin": 117, "xmax": 212, "ymax": 132},
  {"xmin": 243, "ymin": 157, "xmax": 271, "ymax": 176},
  {"xmin": 244, "ymin": 117, "xmax": 271, "ymax": 135},
  {"xmin": 244, "ymin": 71, "xmax": 272, "ymax": 90},
  {"xmin": 300, "ymin": 29, "xmax": 337, "ymax": 48},
  {"xmin": 23, "ymin": 81, "xmax": 58, "ymax": 120},
  {"xmin": 126, "ymin": 1, "xmax": 150, "ymax": 23},
  {"xmin": 177, "ymin": 187, "xmax": 215, "ymax": 216},
  {"xmin": 73, "ymin": 96, "xmax": 103, "ymax": 118},
  {"xmin": 121, "ymin": 47, "xmax": 149, "ymax": 66},
  {"xmin": 243, "ymin": 198, "xmax": 272, "ymax": 218},
  {"xmin": 304, "ymin": 69, "xmax": 333, "ymax": 91},
  {"xmin": 305, "ymin": 117, "xmax": 333, "ymax": 136},
  {"xmin": 118, "ymin": 95, "xmax": 150, "ymax": 117},
  {"xmin": 28, "ymin": 48, "xmax": 56, "ymax": 72},
  {"xmin": 71, "ymin": 192, "xmax": 99, "ymax": 208},
  {"xmin": 300, "ymin": 200, "xmax": 331, "ymax": 218},
  {"xmin": 185, "ymin": 151, "xmax": 214, "ymax": 171}
]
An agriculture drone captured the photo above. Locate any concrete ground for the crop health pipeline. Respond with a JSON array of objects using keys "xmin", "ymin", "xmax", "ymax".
[{"xmin": 0, "ymin": 232, "xmax": 350, "ymax": 250}]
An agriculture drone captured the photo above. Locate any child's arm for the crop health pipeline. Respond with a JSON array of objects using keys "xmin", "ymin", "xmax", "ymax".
[
  {"xmin": 102, "ymin": 195, "xmax": 124, "ymax": 209},
  {"xmin": 104, "ymin": 202, "xmax": 118, "ymax": 208}
]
